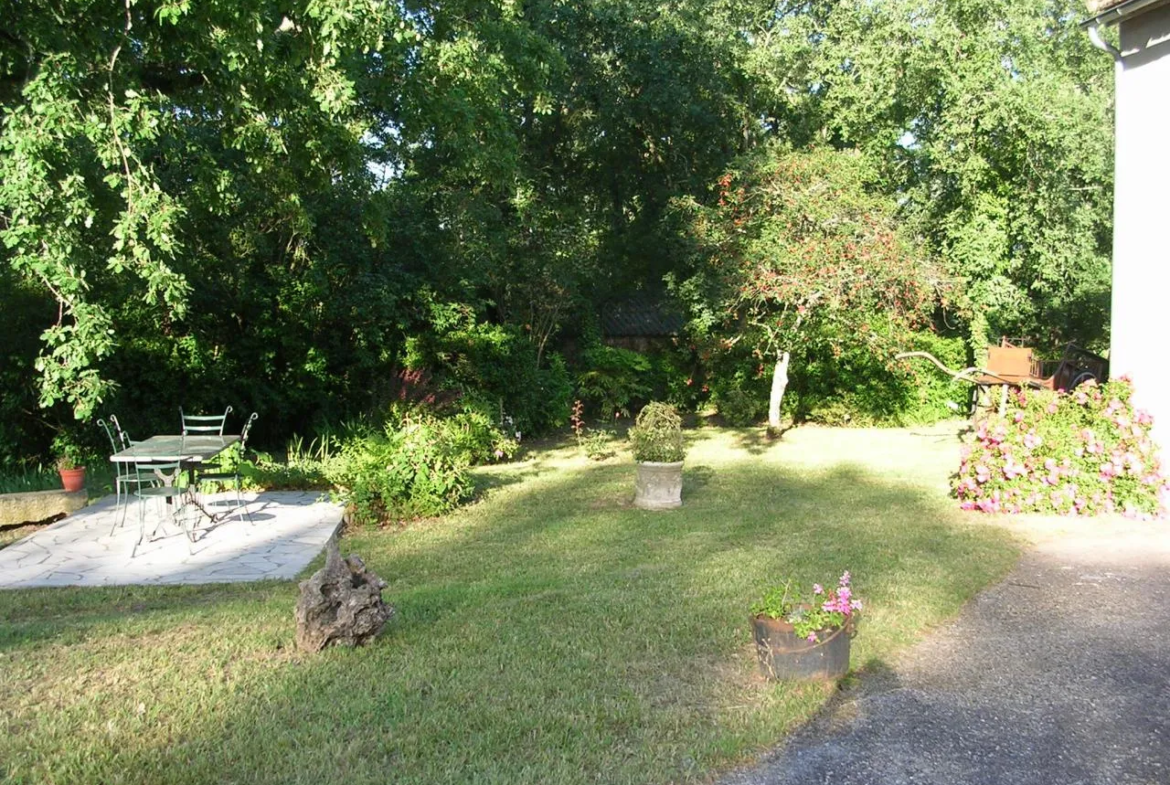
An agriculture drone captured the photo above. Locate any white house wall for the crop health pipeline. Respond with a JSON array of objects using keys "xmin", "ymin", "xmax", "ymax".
[{"xmin": 1113, "ymin": 4, "xmax": 1170, "ymax": 447}]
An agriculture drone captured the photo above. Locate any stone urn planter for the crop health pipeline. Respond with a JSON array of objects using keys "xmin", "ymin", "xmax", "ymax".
[
  {"xmin": 629, "ymin": 402, "xmax": 687, "ymax": 510},
  {"xmin": 751, "ymin": 613, "xmax": 852, "ymax": 681},
  {"xmin": 634, "ymin": 460, "xmax": 683, "ymax": 510}
]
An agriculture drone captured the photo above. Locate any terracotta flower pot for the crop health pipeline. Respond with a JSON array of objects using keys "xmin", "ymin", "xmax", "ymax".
[
  {"xmin": 751, "ymin": 614, "xmax": 852, "ymax": 681},
  {"xmin": 58, "ymin": 467, "xmax": 86, "ymax": 493}
]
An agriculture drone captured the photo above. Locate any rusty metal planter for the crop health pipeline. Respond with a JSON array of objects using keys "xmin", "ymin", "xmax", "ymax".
[{"xmin": 752, "ymin": 614, "xmax": 853, "ymax": 681}]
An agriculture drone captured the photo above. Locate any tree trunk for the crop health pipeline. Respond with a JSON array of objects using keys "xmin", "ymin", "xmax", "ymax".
[{"xmin": 769, "ymin": 351, "xmax": 790, "ymax": 430}]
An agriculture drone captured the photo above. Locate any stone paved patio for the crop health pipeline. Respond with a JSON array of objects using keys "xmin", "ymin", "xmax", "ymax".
[{"xmin": 0, "ymin": 491, "xmax": 344, "ymax": 589}]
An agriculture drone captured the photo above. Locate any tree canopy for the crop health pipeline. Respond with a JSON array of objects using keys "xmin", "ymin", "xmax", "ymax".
[{"xmin": 0, "ymin": 0, "xmax": 1115, "ymax": 457}]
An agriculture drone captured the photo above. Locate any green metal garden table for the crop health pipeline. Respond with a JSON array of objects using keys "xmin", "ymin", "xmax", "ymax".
[{"xmin": 110, "ymin": 434, "xmax": 240, "ymax": 523}]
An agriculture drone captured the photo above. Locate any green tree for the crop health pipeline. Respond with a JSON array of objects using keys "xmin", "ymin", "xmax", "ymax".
[
  {"xmin": 0, "ymin": 0, "xmax": 1116, "ymax": 453},
  {"xmin": 671, "ymin": 144, "xmax": 942, "ymax": 429},
  {"xmin": 0, "ymin": 0, "xmax": 390, "ymax": 420},
  {"xmin": 785, "ymin": 0, "xmax": 1114, "ymax": 352}
]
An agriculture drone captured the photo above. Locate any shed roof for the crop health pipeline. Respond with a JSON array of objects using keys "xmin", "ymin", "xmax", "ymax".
[{"xmin": 600, "ymin": 293, "xmax": 685, "ymax": 338}]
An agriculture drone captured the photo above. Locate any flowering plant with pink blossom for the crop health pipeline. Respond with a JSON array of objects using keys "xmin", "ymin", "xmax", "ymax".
[
  {"xmin": 954, "ymin": 378, "xmax": 1170, "ymax": 519},
  {"xmin": 751, "ymin": 572, "xmax": 862, "ymax": 643}
]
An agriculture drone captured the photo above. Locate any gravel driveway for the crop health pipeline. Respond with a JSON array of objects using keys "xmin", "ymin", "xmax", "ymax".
[{"xmin": 720, "ymin": 518, "xmax": 1170, "ymax": 785}]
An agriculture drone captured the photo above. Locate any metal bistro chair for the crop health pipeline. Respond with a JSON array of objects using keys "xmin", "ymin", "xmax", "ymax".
[
  {"xmin": 193, "ymin": 412, "xmax": 259, "ymax": 525},
  {"xmin": 181, "ymin": 404, "xmax": 234, "ymax": 490},
  {"xmin": 131, "ymin": 451, "xmax": 194, "ymax": 558},
  {"xmin": 97, "ymin": 415, "xmax": 158, "ymax": 535},
  {"xmin": 181, "ymin": 405, "xmax": 233, "ymax": 436}
]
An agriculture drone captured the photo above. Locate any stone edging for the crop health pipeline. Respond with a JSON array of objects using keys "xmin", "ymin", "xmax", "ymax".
[{"xmin": 0, "ymin": 489, "xmax": 87, "ymax": 527}]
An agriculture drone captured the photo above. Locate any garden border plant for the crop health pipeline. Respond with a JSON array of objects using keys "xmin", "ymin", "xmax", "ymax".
[
  {"xmin": 954, "ymin": 378, "xmax": 1170, "ymax": 518},
  {"xmin": 571, "ymin": 399, "xmax": 618, "ymax": 461},
  {"xmin": 238, "ymin": 405, "xmax": 520, "ymax": 526}
]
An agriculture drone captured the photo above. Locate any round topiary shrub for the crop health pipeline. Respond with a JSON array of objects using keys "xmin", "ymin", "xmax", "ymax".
[
  {"xmin": 953, "ymin": 378, "xmax": 1170, "ymax": 518},
  {"xmin": 629, "ymin": 402, "xmax": 685, "ymax": 464}
]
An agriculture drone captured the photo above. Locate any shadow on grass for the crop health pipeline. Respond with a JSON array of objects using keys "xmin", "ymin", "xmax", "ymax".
[
  {"xmin": 729, "ymin": 427, "xmax": 782, "ymax": 455},
  {"xmin": 685, "ymin": 464, "xmax": 716, "ymax": 494},
  {"xmin": 0, "ymin": 580, "xmax": 295, "ymax": 653},
  {"xmin": 717, "ymin": 554, "xmax": 1170, "ymax": 785},
  {"xmin": 469, "ymin": 459, "xmax": 549, "ymax": 496},
  {"xmin": 0, "ymin": 441, "xmax": 1022, "ymax": 785}
]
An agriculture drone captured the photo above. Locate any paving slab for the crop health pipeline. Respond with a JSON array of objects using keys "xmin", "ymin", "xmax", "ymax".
[
  {"xmin": 0, "ymin": 491, "xmax": 343, "ymax": 589},
  {"xmin": 721, "ymin": 518, "xmax": 1170, "ymax": 785}
]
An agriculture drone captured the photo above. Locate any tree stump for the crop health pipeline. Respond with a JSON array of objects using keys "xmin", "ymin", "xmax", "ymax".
[{"xmin": 295, "ymin": 537, "xmax": 394, "ymax": 653}]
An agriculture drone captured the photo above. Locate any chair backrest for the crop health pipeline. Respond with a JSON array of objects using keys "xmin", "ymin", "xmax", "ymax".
[
  {"xmin": 97, "ymin": 415, "xmax": 131, "ymax": 453},
  {"xmin": 239, "ymin": 412, "xmax": 259, "ymax": 451},
  {"xmin": 133, "ymin": 459, "xmax": 182, "ymax": 485},
  {"xmin": 133, "ymin": 433, "xmax": 183, "ymax": 484},
  {"xmin": 98, "ymin": 418, "xmax": 120, "ymax": 454},
  {"xmin": 181, "ymin": 405, "xmax": 233, "ymax": 436}
]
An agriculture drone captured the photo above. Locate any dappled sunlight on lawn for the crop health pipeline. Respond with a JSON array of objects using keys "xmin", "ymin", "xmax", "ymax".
[{"xmin": 0, "ymin": 424, "xmax": 1019, "ymax": 785}]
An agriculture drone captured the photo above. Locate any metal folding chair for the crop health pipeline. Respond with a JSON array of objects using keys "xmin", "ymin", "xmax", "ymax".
[
  {"xmin": 132, "ymin": 455, "xmax": 194, "ymax": 558},
  {"xmin": 180, "ymin": 405, "xmax": 233, "ymax": 436},
  {"xmin": 193, "ymin": 412, "xmax": 259, "ymax": 524},
  {"xmin": 98, "ymin": 415, "xmax": 157, "ymax": 536}
]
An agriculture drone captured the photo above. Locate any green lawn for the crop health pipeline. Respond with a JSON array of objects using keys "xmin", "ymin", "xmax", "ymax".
[{"xmin": 0, "ymin": 425, "xmax": 1020, "ymax": 785}]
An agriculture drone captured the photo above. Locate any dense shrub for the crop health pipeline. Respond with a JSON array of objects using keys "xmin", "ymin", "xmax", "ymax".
[
  {"xmin": 243, "ymin": 415, "xmax": 478, "ymax": 525},
  {"xmin": 332, "ymin": 417, "xmax": 474, "ymax": 524},
  {"xmin": 791, "ymin": 330, "xmax": 968, "ymax": 426},
  {"xmin": 897, "ymin": 332, "xmax": 970, "ymax": 424},
  {"xmin": 411, "ymin": 319, "xmax": 572, "ymax": 437},
  {"xmin": 718, "ymin": 388, "xmax": 763, "ymax": 426},
  {"xmin": 436, "ymin": 405, "xmax": 519, "ymax": 465},
  {"xmin": 241, "ymin": 454, "xmax": 332, "ymax": 491},
  {"xmin": 694, "ymin": 325, "xmax": 966, "ymax": 428},
  {"xmin": 954, "ymin": 379, "xmax": 1169, "ymax": 518},
  {"xmin": 648, "ymin": 346, "xmax": 705, "ymax": 412},
  {"xmin": 576, "ymin": 345, "xmax": 653, "ymax": 418}
]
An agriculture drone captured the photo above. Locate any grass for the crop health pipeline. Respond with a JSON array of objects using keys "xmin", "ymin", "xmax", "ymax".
[{"xmin": 0, "ymin": 424, "xmax": 1020, "ymax": 785}]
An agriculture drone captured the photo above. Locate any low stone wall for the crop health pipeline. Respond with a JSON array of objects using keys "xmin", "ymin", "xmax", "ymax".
[{"xmin": 0, "ymin": 489, "xmax": 87, "ymax": 527}]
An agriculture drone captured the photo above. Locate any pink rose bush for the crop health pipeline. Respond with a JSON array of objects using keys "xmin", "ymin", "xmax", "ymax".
[
  {"xmin": 954, "ymin": 378, "xmax": 1169, "ymax": 519},
  {"xmin": 752, "ymin": 572, "xmax": 862, "ymax": 643}
]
